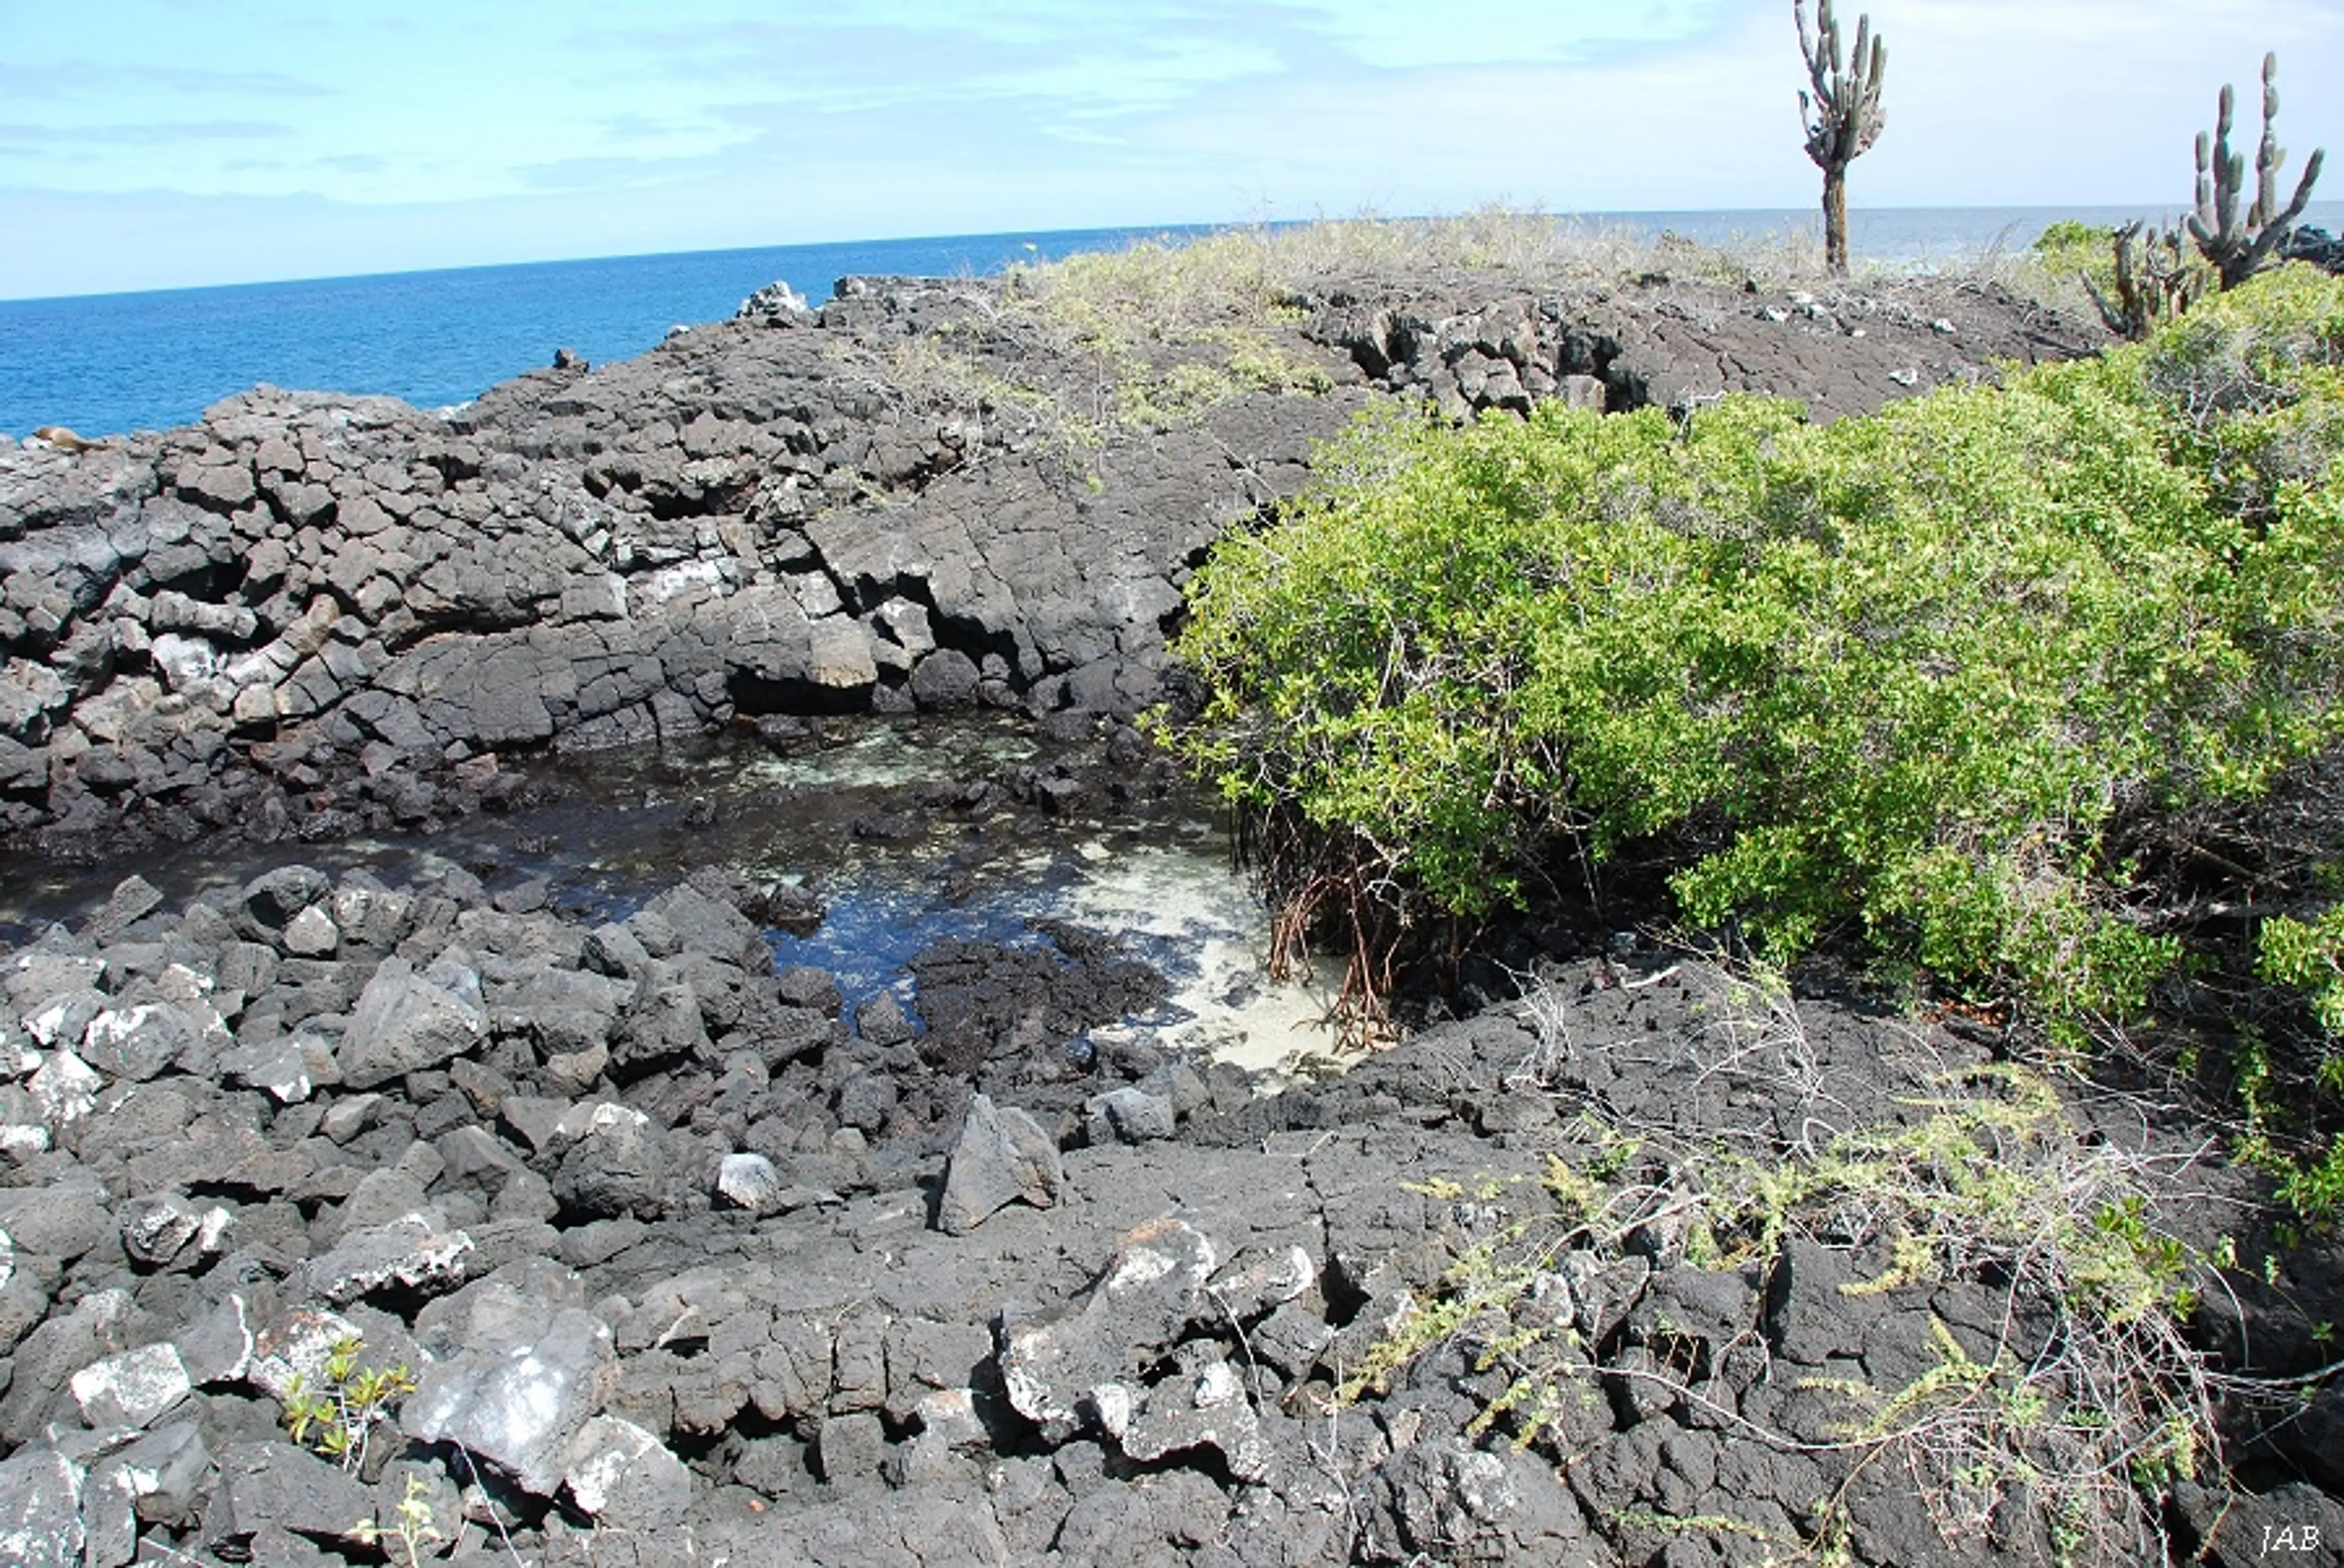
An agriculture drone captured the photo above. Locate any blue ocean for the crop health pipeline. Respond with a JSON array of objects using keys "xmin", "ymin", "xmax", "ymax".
[{"xmin": 5, "ymin": 204, "xmax": 2339, "ymax": 440}]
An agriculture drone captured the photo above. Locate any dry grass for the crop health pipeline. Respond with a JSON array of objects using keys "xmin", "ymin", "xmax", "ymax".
[
  {"xmin": 1345, "ymin": 961, "xmax": 2243, "ymax": 1566},
  {"xmin": 1010, "ymin": 204, "xmax": 2103, "ymax": 313},
  {"xmin": 859, "ymin": 206, "xmax": 2108, "ymax": 483},
  {"xmin": 1011, "ymin": 207, "xmax": 1813, "ymax": 327}
]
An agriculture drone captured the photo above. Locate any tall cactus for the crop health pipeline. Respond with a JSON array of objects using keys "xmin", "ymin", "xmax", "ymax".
[
  {"xmin": 2189, "ymin": 52, "xmax": 2325, "ymax": 291},
  {"xmin": 1795, "ymin": 0, "xmax": 1887, "ymax": 277}
]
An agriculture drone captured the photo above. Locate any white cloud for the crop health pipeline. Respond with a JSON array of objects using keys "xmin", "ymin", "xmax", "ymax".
[{"xmin": 0, "ymin": 0, "xmax": 2338, "ymax": 295}]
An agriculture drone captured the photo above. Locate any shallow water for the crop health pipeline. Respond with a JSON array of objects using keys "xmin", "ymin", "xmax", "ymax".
[{"xmin": 0, "ymin": 715, "xmax": 1345, "ymax": 1072}]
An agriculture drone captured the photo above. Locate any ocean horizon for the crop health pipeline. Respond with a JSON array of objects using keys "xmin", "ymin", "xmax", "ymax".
[{"xmin": 5, "ymin": 203, "xmax": 2340, "ymax": 441}]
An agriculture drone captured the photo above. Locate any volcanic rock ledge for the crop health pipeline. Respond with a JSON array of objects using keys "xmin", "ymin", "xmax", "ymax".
[
  {"xmin": 0, "ymin": 269, "xmax": 2100, "ymax": 856},
  {"xmin": 0, "ymin": 858, "xmax": 2331, "ymax": 1565}
]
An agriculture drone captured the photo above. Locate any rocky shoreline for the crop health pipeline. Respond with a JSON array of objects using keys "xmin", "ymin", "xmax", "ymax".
[
  {"xmin": 1, "ymin": 266, "xmax": 2094, "ymax": 860},
  {"xmin": 5, "ymin": 261, "xmax": 2340, "ymax": 1566},
  {"xmin": 2, "ymin": 849, "xmax": 2337, "ymax": 1567}
]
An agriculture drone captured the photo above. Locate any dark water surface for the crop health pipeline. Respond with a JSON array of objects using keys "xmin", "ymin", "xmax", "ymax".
[{"xmin": 0, "ymin": 718, "xmax": 1328, "ymax": 1064}]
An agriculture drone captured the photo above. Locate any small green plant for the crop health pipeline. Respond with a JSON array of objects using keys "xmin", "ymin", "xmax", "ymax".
[
  {"xmin": 2258, "ymin": 906, "xmax": 2344, "ymax": 1036},
  {"xmin": 350, "ymin": 1475, "xmax": 447, "ymax": 1568},
  {"xmin": 2032, "ymin": 220, "xmax": 2114, "ymax": 270},
  {"xmin": 281, "ymin": 1335, "xmax": 418, "ymax": 1475},
  {"xmin": 2247, "ymin": 909, "xmax": 2344, "ymax": 1230}
]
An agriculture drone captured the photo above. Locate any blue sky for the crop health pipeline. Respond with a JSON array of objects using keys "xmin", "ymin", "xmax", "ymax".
[{"xmin": 2, "ymin": 0, "xmax": 2339, "ymax": 298}]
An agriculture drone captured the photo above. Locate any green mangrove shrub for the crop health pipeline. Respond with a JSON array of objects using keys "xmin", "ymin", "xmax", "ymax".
[
  {"xmin": 2251, "ymin": 905, "xmax": 2344, "ymax": 1227},
  {"xmin": 1163, "ymin": 266, "xmax": 2344, "ymax": 1031}
]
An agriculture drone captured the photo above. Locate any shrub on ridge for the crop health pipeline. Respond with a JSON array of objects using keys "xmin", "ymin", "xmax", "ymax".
[{"xmin": 1163, "ymin": 265, "xmax": 2344, "ymax": 1033}]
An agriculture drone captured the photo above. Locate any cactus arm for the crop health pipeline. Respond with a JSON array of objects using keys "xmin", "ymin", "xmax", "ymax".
[
  {"xmin": 2255, "ymin": 54, "xmax": 2284, "ymax": 225},
  {"xmin": 2089, "ymin": 223, "xmax": 2213, "ymax": 341},
  {"xmin": 1856, "ymin": 34, "xmax": 1887, "ymax": 156},
  {"xmin": 2184, "ymin": 53, "xmax": 2326, "ymax": 290},
  {"xmin": 1795, "ymin": 0, "xmax": 1886, "ymax": 169},
  {"xmin": 2237, "ymin": 148, "xmax": 2329, "ymax": 281}
]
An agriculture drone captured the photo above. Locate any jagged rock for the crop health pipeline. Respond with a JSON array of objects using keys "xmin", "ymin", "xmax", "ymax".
[
  {"xmin": 204, "ymin": 1442, "xmax": 371, "ymax": 1558},
  {"xmin": 551, "ymin": 1103, "xmax": 668, "ymax": 1219},
  {"xmin": 76, "ymin": 1002, "xmax": 198, "ymax": 1082},
  {"xmin": 0, "ymin": 737, "xmax": 45, "ymax": 798},
  {"xmin": 999, "ymin": 1216, "xmax": 1218, "ymax": 1443},
  {"xmin": 281, "ymin": 905, "xmax": 340, "ymax": 957},
  {"xmin": 905, "ymin": 1386, "xmax": 990, "ymax": 1451},
  {"xmin": 9, "ymin": 949, "xmax": 104, "ymax": 1013},
  {"xmin": 293, "ymin": 1210, "xmax": 475, "ymax": 1306},
  {"xmin": 0, "ymin": 661, "xmax": 69, "ymax": 746},
  {"xmin": 1083, "ymin": 1084, "xmax": 1176, "ymax": 1145},
  {"xmin": 0, "ymin": 1448, "xmax": 84, "ymax": 1568},
  {"xmin": 1207, "ymin": 1244, "xmax": 1317, "ymax": 1321},
  {"xmin": 402, "ymin": 1280, "xmax": 618, "ymax": 1496},
  {"xmin": 713, "ymin": 1152, "xmax": 789, "ymax": 1213},
  {"xmin": 244, "ymin": 1305, "xmax": 372, "ymax": 1404},
  {"xmin": 1250, "ymin": 1298, "xmax": 1336, "ymax": 1379},
  {"xmin": 117, "ymin": 1193, "xmax": 214, "ymax": 1270},
  {"xmin": 582, "ymin": 920, "xmax": 654, "ymax": 980},
  {"xmin": 89, "ymin": 1422, "xmax": 210, "ymax": 1561},
  {"xmin": 0, "ymin": 1293, "xmax": 134, "ymax": 1446},
  {"xmin": 336, "ymin": 951, "xmax": 487, "ymax": 1089},
  {"xmin": 438, "ymin": 1124, "xmax": 524, "ymax": 1191},
  {"xmin": 0, "ymin": 1177, "xmax": 114, "ymax": 1262},
  {"xmin": 612, "ymin": 974, "xmax": 710, "ymax": 1070},
  {"xmin": 855, "ymin": 991, "xmax": 914, "ymax": 1047},
  {"xmin": 910, "ymin": 648, "xmax": 981, "ymax": 709},
  {"xmin": 0, "ymin": 1004, "xmax": 32, "ymax": 1074},
  {"xmin": 562, "ymin": 1415, "xmax": 693, "ymax": 1529},
  {"xmin": 82, "ymin": 875, "xmax": 164, "ymax": 939},
  {"xmin": 814, "ymin": 1409, "xmax": 889, "ymax": 1488},
  {"xmin": 24, "ymin": 989, "xmax": 105, "ymax": 1050},
  {"xmin": 177, "ymin": 1291, "xmax": 264, "ymax": 1387},
  {"xmin": 637, "ymin": 883, "xmax": 770, "ymax": 972},
  {"xmin": 737, "ymin": 280, "xmax": 812, "ymax": 318},
  {"xmin": 123, "ymin": 1122, "xmax": 312, "ymax": 1197},
  {"xmin": 1361, "ymin": 1439, "xmax": 1522, "ymax": 1563},
  {"xmin": 217, "ymin": 1032, "xmax": 329, "ymax": 1103},
  {"xmin": 328, "ymin": 1169, "xmax": 433, "ymax": 1243},
  {"xmin": 68, "ymin": 1343, "xmax": 192, "ymax": 1429},
  {"xmin": 1093, "ymin": 1348, "xmax": 1273, "ymax": 1480},
  {"xmin": 241, "ymin": 865, "xmax": 333, "ymax": 931},
  {"xmin": 936, "ymin": 1093, "xmax": 1063, "ymax": 1235}
]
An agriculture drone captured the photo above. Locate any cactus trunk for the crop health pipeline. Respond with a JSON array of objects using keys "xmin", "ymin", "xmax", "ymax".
[{"xmin": 1823, "ymin": 167, "xmax": 1850, "ymax": 275}]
